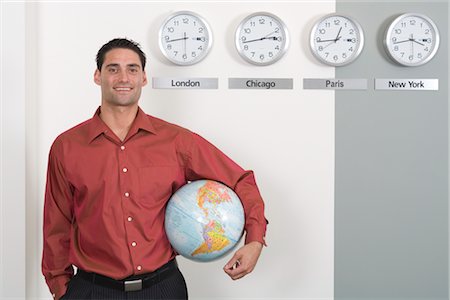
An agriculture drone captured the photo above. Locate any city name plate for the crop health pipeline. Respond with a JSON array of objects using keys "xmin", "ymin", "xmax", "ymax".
[
  {"xmin": 152, "ymin": 78, "xmax": 218, "ymax": 89},
  {"xmin": 375, "ymin": 79, "xmax": 439, "ymax": 91},
  {"xmin": 303, "ymin": 78, "xmax": 368, "ymax": 90},
  {"xmin": 228, "ymin": 78, "xmax": 293, "ymax": 89}
]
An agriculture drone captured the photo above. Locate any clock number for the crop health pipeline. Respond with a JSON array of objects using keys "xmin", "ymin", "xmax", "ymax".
[
  {"xmin": 424, "ymin": 47, "xmax": 429, "ymax": 52},
  {"xmin": 241, "ymin": 36, "xmax": 247, "ymax": 42},
  {"xmin": 183, "ymin": 53, "xmax": 187, "ymax": 60},
  {"xmin": 165, "ymin": 36, "xmax": 170, "ymax": 41},
  {"xmin": 325, "ymin": 52, "xmax": 329, "ymax": 58},
  {"xmin": 342, "ymin": 53, "xmax": 347, "ymax": 59},
  {"xmin": 259, "ymin": 18, "xmax": 265, "ymax": 25},
  {"xmin": 199, "ymin": 27, "xmax": 204, "ymax": 33},
  {"xmin": 333, "ymin": 55, "xmax": 338, "ymax": 61},
  {"xmin": 251, "ymin": 52, "xmax": 255, "ymax": 58},
  {"xmin": 198, "ymin": 46, "xmax": 203, "ymax": 51},
  {"xmin": 401, "ymin": 22, "xmax": 407, "ymax": 28},
  {"xmin": 275, "ymin": 27, "xmax": 280, "ymax": 33},
  {"xmin": 275, "ymin": 45, "xmax": 280, "ymax": 50},
  {"xmin": 394, "ymin": 46, "xmax": 399, "ymax": 51},
  {"xmin": 269, "ymin": 52, "xmax": 273, "ymax": 58},
  {"xmin": 318, "ymin": 46, "xmax": 323, "ymax": 51},
  {"xmin": 260, "ymin": 54, "xmax": 265, "ymax": 60},
  {"xmin": 191, "ymin": 52, "xmax": 196, "ymax": 58},
  {"xmin": 417, "ymin": 53, "xmax": 423, "ymax": 59},
  {"xmin": 334, "ymin": 19, "xmax": 340, "ymax": 25},
  {"xmin": 319, "ymin": 29, "xmax": 326, "ymax": 34},
  {"xmin": 409, "ymin": 55, "xmax": 413, "ymax": 61},
  {"xmin": 394, "ymin": 29, "xmax": 401, "ymax": 34},
  {"xmin": 410, "ymin": 20, "xmax": 416, "ymax": 26},
  {"xmin": 182, "ymin": 18, "xmax": 189, "ymax": 24},
  {"xmin": 174, "ymin": 51, "xmax": 178, "ymax": 57},
  {"xmin": 325, "ymin": 22, "xmax": 331, "ymax": 28},
  {"xmin": 400, "ymin": 52, "xmax": 405, "ymax": 57},
  {"xmin": 244, "ymin": 45, "xmax": 248, "ymax": 51},
  {"xmin": 425, "ymin": 29, "xmax": 430, "ymax": 34},
  {"xmin": 167, "ymin": 44, "xmax": 172, "ymax": 50},
  {"xmin": 173, "ymin": 20, "xmax": 179, "ymax": 26},
  {"xmin": 250, "ymin": 21, "xmax": 256, "ymax": 27},
  {"xmin": 168, "ymin": 27, "xmax": 175, "ymax": 33},
  {"xmin": 244, "ymin": 28, "xmax": 251, "ymax": 34},
  {"xmin": 349, "ymin": 29, "xmax": 354, "ymax": 35}
]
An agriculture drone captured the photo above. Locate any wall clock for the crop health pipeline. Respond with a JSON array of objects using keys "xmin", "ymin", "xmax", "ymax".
[
  {"xmin": 159, "ymin": 11, "xmax": 213, "ymax": 65},
  {"xmin": 235, "ymin": 12, "xmax": 289, "ymax": 66},
  {"xmin": 383, "ymin": 13, "xmax": 440, "ymax": 67},
  {"xmin": 310, "ymin": 14, "xmax": 364, "ymax": 66}
]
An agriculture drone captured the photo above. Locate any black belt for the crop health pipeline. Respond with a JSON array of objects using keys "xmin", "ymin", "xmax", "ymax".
[{"xmin": 77, "ymin": 259, "xmax": 178, "ymax": 292}]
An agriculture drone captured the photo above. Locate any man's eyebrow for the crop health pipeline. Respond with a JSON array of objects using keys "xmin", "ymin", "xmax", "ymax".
[
  {"xmin": 104, "ymin": 63, "xmax": 142, "ymax": 69},
  {"xmin": 105, "ymin": 63, "xmax": 120, "ymax": 68},
  {"xmin": 127, "ymin": 63, "xmax": 142, "ymax": 69}
]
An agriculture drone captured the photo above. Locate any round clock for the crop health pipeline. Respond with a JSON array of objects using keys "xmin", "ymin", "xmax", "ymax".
[
  {"xmin": 235, "ymin": 12, "xmax": 289, "ymax": 66},
  {"xmin": 383, "ymin": 13, "xmax": 440, "ymax": 67},
  {"xmin": 159, "ymin": 11, "xmax": 213, "ymax": 65},
  {"xmin": 310, "ymin": 14, "xmax": 364, "ymax": 66}
]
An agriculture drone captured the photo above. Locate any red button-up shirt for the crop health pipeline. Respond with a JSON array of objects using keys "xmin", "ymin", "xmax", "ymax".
[{"xmin": 42, "ymin": 107, "xmax": 267, "ymax": 299}]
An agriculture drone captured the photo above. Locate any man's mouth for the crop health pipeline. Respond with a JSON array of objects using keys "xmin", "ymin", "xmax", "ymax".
[{"xmin": 114, "ymin": 87, "xmax": 132, "ymax": 91}]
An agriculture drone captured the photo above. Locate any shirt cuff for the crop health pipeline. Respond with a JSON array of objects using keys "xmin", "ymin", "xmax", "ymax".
[
  {"xmin": 48, "ymin": 275, "xmax": 71, "ymax": 300},
  {"xmin": 244, "ymin": 222, "xmax": 268, "ymax": 246}
]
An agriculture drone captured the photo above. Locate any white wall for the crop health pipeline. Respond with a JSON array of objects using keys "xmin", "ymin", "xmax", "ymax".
[{"xmin": 3, "ymin": 1, "xmax": 335, "ymax": 299}]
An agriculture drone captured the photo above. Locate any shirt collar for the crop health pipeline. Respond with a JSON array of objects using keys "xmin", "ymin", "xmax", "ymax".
[{"xmin": 87, "ymin": 106, "xmax": 157, "ymax": 143}]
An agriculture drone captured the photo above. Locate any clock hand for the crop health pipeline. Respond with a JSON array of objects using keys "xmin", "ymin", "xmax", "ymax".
[
  {"xmin": 316, "ymin": 38, "xmax": 338, "ymax": 43},
  {"xmin": 334, "ymin": 27, "xmax": 342, "ymax": 42},
  {"xmin": 322, "ymin": 41, "xmax": 335, "ymax": 49},
  {"xmin": 393, "ymin": 39, "xmax": 411, "ymax": 44},
  {"xmin": 411, "ymin": 39, "xmax": 425, "ymax": 46},
  {"xmin": 242, "ymin": 36, "xmax": 276, "ymax": 43},
  {"xmin": 183, "ymin": 32, "xmax": 187, "ymax": 58},
  {"xmin": 166, "ymin": 37, "xmax": 189, "ymax": 42}
]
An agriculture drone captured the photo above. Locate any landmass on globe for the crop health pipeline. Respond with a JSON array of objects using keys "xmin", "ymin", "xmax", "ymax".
[
  {"xmin": 191, "ymin": 181, "xmax": 232, "ymax": 256},
  {"xmin": 191, "ymin": 220, "xmax": 230, "ymax": 256}
]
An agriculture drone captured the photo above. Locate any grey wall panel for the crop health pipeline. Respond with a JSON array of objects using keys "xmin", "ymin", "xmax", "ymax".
[{"xmin": 335, "ymin": 2, "xmax": 448, "ymax": 299}]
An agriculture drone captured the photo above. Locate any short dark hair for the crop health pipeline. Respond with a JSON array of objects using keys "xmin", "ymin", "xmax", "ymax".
[{"xmin": 96, "ymin": 38, "xmax": 146, "ymax": 70}]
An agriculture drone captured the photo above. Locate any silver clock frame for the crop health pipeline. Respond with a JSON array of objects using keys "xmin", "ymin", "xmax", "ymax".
[
  {"xmin": 309, "ymin": 13, "xmax": 365, "ymax": 67},
  {"xmin": 158, "ymin": 11, "xmax": 213, "ymax": 66},
  {"xmin": 235, "ymin": 12, "xmax": 290, "ymax": 66},
  {"xmin": 383, "ymin": 13, "xmax": 440, "ymax": 67}
]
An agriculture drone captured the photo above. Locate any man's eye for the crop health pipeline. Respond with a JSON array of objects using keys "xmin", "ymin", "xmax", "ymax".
[
  {"xmin": 108, "ymin": 68, "xmax": 118, "ymax": 73},
  {"xmin": 129, "ymin": 68, "xmax": 138, "ymax": 73}
]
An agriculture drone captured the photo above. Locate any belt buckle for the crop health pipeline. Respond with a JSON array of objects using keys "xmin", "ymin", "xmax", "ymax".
[{"xmin": 124, "ymin": 279, "xmax": 143, "ymax": 292}]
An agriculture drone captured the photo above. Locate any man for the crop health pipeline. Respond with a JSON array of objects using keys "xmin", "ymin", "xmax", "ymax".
[{"xmin": 42, "ymin": 38, "xmax": 267, "ymax": 300}]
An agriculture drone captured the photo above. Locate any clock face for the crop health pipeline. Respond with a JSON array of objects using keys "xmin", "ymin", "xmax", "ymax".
[
  {"xmin": 235, "ymin": 12, "xmax": 289, "ymax": 66},
  {"xmin": 159, "ymin": 11, "xmax": 213, "ymax": 65},
  {"xmin": 310, "ymin": 14, "xmax": 364, "ymax": 66},
  {"xmin": 384, "ymin": 13, "xmax": 440, "ymax": 67}
]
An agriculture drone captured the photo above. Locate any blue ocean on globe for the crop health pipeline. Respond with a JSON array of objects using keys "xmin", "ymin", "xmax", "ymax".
[{"xmin": 165, "ymin": 180, "xmax": 244, "ymax": 262}]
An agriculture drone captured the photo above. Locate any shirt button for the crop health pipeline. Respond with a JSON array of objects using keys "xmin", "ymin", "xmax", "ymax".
[
  {"xmin": 120, "ymin": 145, "xmax": 125, "ymax": 150},
  {"xmin": 137, "ymin": 265, "xmax": 142, "ymax": 271},
  {"xmin": 124, "ymin": 192, "xmax": 130, "ymax": 197},
  {"xmin": 131, "ymin": 242, "xmax": 137, "ymax": 247},
  {"xmin": 122, "ymin": 167, "xmax": 128, "ymax": 173},
  {"xmin": 127, "ymin": 217, "xmax": 133, "ymax": 222}
]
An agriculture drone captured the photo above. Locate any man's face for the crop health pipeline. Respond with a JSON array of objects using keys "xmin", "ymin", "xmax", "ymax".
[{"xmin": 94, "ymin": 48, "xmax": 147, "ymax": 108}]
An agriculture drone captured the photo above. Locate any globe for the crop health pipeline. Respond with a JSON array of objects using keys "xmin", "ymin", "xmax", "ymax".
[{"xmin": 165, "ymin": 180, "xmax": 245, "ymax": 262}]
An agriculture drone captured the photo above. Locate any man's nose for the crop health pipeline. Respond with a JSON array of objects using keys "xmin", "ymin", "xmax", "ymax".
[{"xmin": 118, "ymin": 70, "xmax": 130, "ymax": 82}]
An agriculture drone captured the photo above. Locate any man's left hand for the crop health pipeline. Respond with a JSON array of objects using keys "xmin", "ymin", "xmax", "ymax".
[{"xmin": 223, "ymin": 241, "xmax": 263, "ymax": 280}]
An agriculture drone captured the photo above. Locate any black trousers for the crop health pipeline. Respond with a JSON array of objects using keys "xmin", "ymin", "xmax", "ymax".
[{"xmin": 61, "ymin": 268, "xmax": 188, "ymax": 300}]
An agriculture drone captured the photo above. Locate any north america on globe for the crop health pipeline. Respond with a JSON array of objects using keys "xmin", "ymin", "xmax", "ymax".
[{"xmin": 192, "ymin": 181, "xmax": 232, "ymax": 256}]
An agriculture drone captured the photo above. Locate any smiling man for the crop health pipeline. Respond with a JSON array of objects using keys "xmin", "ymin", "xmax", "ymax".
[{"xmin": 42, "ymin": 38, "xmax": 267, "ymax": 300}]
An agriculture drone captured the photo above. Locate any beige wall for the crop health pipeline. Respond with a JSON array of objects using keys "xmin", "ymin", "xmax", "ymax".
[{"xmin": 3, "ymin": 1, "xmax": 336, "ymax": 299}]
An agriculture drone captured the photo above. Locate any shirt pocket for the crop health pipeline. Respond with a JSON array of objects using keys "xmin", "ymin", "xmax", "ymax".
[{"xmin": 138, "ymin": 165, "xmax": 183, "ymax": 204}]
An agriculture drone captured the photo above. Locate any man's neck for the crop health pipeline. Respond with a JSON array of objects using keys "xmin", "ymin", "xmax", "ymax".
[{"xmin": 99, "ymin": 104, "xmax": 139, "ymax": 142}]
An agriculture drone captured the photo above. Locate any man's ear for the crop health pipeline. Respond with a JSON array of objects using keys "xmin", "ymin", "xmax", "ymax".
[
  {"xmin": 94, "ymin": 69, "xmax": 101, "ymax": 85},
  {"xmin": 142, "ymin": 71, "xmax": 148, "ymax": 86}
]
